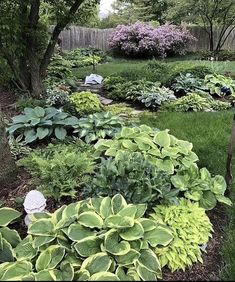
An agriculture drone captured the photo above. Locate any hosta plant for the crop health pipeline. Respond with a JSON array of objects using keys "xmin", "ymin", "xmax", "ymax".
[
  {"xmin": 151, "ymin": 199, "xmax": 213, "ymax": 271},
  {"xmin": 94, "ymin": 125, "xmax": 199, "ymax": 174},
  {"xmin": 73, "ymin": 112, "xmax": 123, "ymax": 143},
  {"xmin": 7, "ymin": 107, "xmax": 79, "ymax": 144},
  {"xmin": 69, "ymin": 91, "xmax": 103, "ymax": 116},
  {"xmin": 204, "ymin": 74, "xmax": 235, "ymax": 97},
  {"xmin": 103, "ymin": 76, "xmax": 126, "ymax": 91},
  {"xmin": 46, "ymin": 87, "xmax": 70, "ymax": 107},
  {"xmin": 0, "ymin": 208, "xmax": 22, "ymax": 263},
  {"xmin": 138, "ymin": 87, "xmax": 176, "ymax": 109},
  {"xmin": 0, "ymin": 195, "xmax": 173, "ymax": 281},
  {"xmin": 171, "ymin": 164, "xmax": 232, "ymax": 210},
  {"xmin": 85, "ymin": 152, "xmax": 178, "ymax": 207},
  {"xmin": 171, "ymin": 73, "xmax": 206, "ymax": 95},
  {"xmin": 8, "ymin": 135, "xmax": 32, "ymax": 160},
  {"xmin": 18, "ymin": 144, "xmax": 95, "ymax": 201}
]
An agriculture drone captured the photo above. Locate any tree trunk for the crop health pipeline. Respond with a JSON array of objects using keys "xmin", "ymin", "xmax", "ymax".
[
  {"xmin": 0, "ymin": 112, "xmax": 17, "ymax": 186},
  {"xmin": 29, "ymin": 57, "xmax": 44, "ymax": 98}
]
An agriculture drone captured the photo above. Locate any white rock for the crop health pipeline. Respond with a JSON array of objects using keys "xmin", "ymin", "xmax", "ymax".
[
  {"xmin": 85, "ymin": 74, "xmax": 103, "ymax": 85},
  {"xmin": 23, "ymin": 190, "xmax": 46, "ymax": 214}
]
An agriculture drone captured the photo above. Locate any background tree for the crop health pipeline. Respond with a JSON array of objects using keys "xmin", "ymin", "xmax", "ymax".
[
  {"xmin": 0, "ymin": 0, "xmax": 100, "ymax": 98},
  {"xmin": 0, "ymin": 111, "xmax": 17, "ymax": 187}
]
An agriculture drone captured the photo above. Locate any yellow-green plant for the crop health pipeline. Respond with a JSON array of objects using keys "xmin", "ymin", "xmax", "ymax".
[
  {"xmin": 151, "ymin": 199, "xmax": 213, "ymax": 272},
  {"xmin": 69, "ymin": 91, "xmax": 103, "ymax": 116}
]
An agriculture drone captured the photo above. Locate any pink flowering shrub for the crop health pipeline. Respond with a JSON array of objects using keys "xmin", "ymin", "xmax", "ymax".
[{"xmin": 109, "ymin": 22, "xmax": 196, "ymax": 58}]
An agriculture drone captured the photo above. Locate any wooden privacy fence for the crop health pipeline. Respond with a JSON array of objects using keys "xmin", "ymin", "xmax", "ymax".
[{"xmin": 59, "ymin": 26, "xmax": 235, "ymax": 52}]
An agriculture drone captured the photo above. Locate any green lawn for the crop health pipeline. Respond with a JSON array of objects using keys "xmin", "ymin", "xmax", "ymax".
[{"xmin": 73, "ymin": 57, "xmax": 235, "ymax": 79}]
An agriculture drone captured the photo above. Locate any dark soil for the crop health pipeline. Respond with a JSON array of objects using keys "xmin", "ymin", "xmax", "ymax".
[{"xmin": 0, "ymin": 89, "xmax": 228, "ymax": 281}]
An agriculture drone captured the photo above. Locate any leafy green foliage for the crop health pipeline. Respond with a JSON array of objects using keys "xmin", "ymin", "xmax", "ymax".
[
  {"xmin": 85, "ymin": 152, "xmax": 178, "ymax": 207},
  {"xmin": 0, "ymin": 207, "xmax": 22, "ymax": 263},
  {"xmin": 104, "ymin": 103, "xmax": 133, "ymax": 116},
  {"xmin": 161, "ymin": 93, "xmax": 231, "ymax": 112},
  {"xmin": 16, "ymin": 97, "xmax": 46, "ymax": 112},
  {"xmin": 94, "ymin": 125, "xmax": 199, "ymax": 174},
  {"xmin": 103, "ymin": 76, "xmax": 127, "ymax": 91},
  {"xmin": 138, "ymin": 87, "xmax": 176, "ymax": 109},
  {"xmin": 73, "ymin": 112, "xmax": 123, "ymax": 143},
  {"xmin": 8, "ymin": 135, "xmax": 32, "ymax": 160},
  {"xmin": 69, "ymin": 91, "xmax": 103, "ymax": 116},
  {"xmin": 151, "ymin": 199, "xmax": 213, "ymax": 271},
  {"xmin": 171, "ymin": 164, "xmax": 232, "ymax": 210},
  {"xmin": 171, "ymin": 73, "xmax": 206, "ymax": 94},
  {"xmin": 46, "ymin": 87, "xmax": 70, "ymax": 107},
  {"xmin": 7, "ymin": 107, "xmax": 79, "ymax": 144},
  {"xmin": 199, "ymin": 50, "xmax": 235, "ymax": 61},
  {"xmin": 18, "ymin": 143, "xmax": 95, "ymax": 201},
  {"xmin": 205, "ymin": 74, "xmax": 235, "ymax": 97},
  {"xmin": 1, "ymin": 195, "xmax": 173, "ymax": 281}
]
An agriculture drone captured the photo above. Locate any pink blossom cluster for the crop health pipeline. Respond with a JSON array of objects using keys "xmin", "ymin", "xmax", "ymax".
[{"xmin": 109, "ymin": 22, "xmax": 196, "ymax": 57}]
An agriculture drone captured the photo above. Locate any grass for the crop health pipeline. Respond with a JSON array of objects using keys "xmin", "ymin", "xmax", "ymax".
[{"xmin": 73, "ymin": 56, "xmax": 235, "ymax": 79}]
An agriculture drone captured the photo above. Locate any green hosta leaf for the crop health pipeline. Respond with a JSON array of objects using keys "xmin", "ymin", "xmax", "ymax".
[
  {"xmin": 216, "ymin": 195, "xmax": 232, "ymax": 206},
  {"xmin": 56, "ymin": 203, "xmax": 79, "ymax": 229},
  {"xmin": 74, "ymin": 236, "xmax": 102, "ymax": 257},
  {"xmin": 135, "ymin": 204, "xmax": 147, "ymax": 219},
  {"xmin": 1, "ymin": 261, "xmax": 33, "ymax": 281},
  {"xmin": 89, "ymin": 272, "xmax": 120, "ymax": 281},
  {"xmin": 54, "ymin": 127, "xmax": 67, "ymax": 140},
  {"xmin": 136, "ymin": 262, "xmax": 157, "ymax": 281},
  {"xmin": 120, "ymin": 222, "xmax": 144, "ymax": 241},
  {"xmin": 105, "ymin": 215, "xmax": 134, "ymax": 229},
  {"xmin": 0, "ymin": 238, "xmax": 14, "ymax": 262},
  {"xmin": 211, "ymin": 175, "xmax": 227, "ymax": 195},
  {"xmin": 67, "ymin": 223, "xmax": 94, "ymax": 241},
  {"xmin": 33, "ymin": 236, "xmax": 55, "ymax": 249},
  {"xmin": 139, "ymin": 219, "xmax": 156, "ymax": 232},
  {"xmin": 28, "ymin": 219, "xmax": 55, "ymax": 236},
  {"xmin": 111, "ymin": 194, "xmax": 127, "ymax": 214},
  {"xmin": 81, "ymin": 252, "xmax": 112, "ymax": 275},
  {"xmin": 199, "ymin": 191, "xmax": 217, "ymax": 210},
  {"xmin": 7, "ymin": 124, "xmax": 25, "ymax": 134},
  {"xmin": 78, "ymin": 212, "xmax": 103, "ymax": 229},
  {"xmin": 60, "ymin": 262, "xmax": 74, "ymax": 281},
  {"xmin": 36, "ymin": 127, "xmax": 49, "ymax": 140},
  {"xmin": 117, "ymin": 205, "xmax": 137, "ymax": 219},
  {"xmin": 0, "ymin": 227, "xmax": 21, "ymax": 248},
  {"xmin": 34, "ymin": 269, "xmax": 59, "ymax": 281},
  {"xmin": 104, "ymin": 230, "xmax": 130, "ymax": 255},
  {"xmin": 100, "ymin": 197, "xmax": 112, "ymax": 219},
  {"xmin": 138, "ymin": 249, "xmax": 161, "ymax": 273},
  {"xmin": 34, "ymin": 107, "xmax": 45, "ymax": 118},
  {"xmin": 74, "ymin": 269, "xmax": 90, "ymax": 281},
  {"xmin": 116, "ymin": 249, "xmax": 140, "ymax": 266},
  {"xmin": 171, "ymin": 174, "xmax": 188, "ymax": 191},
  {"xmin": 36, "ymin": 245, "xmax": 65, "ymax": 272},
  {"xmin": 24, "ymin": 129, "xmax": 37, "ymax": 143},
  {"xmin": 184, "ymin": 191, "xmax": 203, "ymax": 201},
  {"xmin": 144, "ymin": 226, "xmax": 173, "ymax": 247},
  {"xmin": 154, "ymin": 131, "xmax": 171, "ymax": 147},
  {"xmin": 14, "ymin": 236, "xmax": 37, "ymax": 260},
  {"xmin": 0, "ymin": 208, "xmax": 21, "ymax": 226},
  {"xmin": 116, "ymin": 267, "xmax": 133, "ymax": 281}
]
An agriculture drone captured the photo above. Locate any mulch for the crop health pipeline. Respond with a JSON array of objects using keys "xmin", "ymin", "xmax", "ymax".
[{"xmin": 0, "ymin": 88, "xmax": 228, "ymax": 281}]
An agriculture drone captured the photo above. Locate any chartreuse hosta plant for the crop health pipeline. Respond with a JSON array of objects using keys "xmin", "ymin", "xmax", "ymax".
[
  {"xmin": 7, "ymin": 107, "xmax": 79, "ymax": 144},
  {"xmin": 205, "ymin": 74, "xmax": 235, "ymax": 97},
  {"xmin": 0, "ymin": 208, "xmax": 22, "ymax": 263},
  {"xmin": 0, "ymin": 195, "xmax": 173, "ymax": 281},
  {"xmin": 151, "ymin": 199, "xmax": 213, "ymax": 272},
  {"xmin": 171, "ymin": 164, "xmax": 232, "ymax": 210},
  {"xmin": 73, "ymin": 112, "xmax": 123, "ymax": 144},
  {"xmin": 94, "ymin": 125, "xmax": 199, "ymax": 174}
]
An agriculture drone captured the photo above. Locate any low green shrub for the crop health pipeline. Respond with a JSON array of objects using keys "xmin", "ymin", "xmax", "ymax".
[
  {"xmin": 46, "ymin": 87, "xmax": 70, "ymax": 107},
  {"xmin": 73, "ymin": 111, "xmax": 123, "ymax": 143},
  {"xmin": 199, "ymin": 50, "xmax": 235, "ymax": 61},
  {"xmin": 0, "ymin": 207, "xmax": 22, "ymax": 263},
  {"xmin": 69, "ymin": 91, "xmax": 103, "ymax": 116},
  {"xmin": 161, "ymin": 93, "xmax": 231, "ymax": 112},
  {"xmin": 103, "ymin": 76, "xmax": 127, "ymax": 91},
  {"xmin": 8, "ymin": 135, "xmax": 32, "ymax": 160},
  {"xmin": 18, "ymin": 143, "xmax": 95, "ymax": 201},
  {"xmin": 104, "ymin": 103, "xmax": 133, "ymax": 116},
  {"xmin": 1, "ymin": 194, "xmax": 173, "ymax": 281},
  {"xmin": 151, "ymin": 199, "xmax": 213, "ymax": 272},
  {"xmin": 16, "ymin": 97, "xmax": 46, "ymax": 112},
  {"xmin": 85, "ymin": 152, "xmax": 178, "ymax": 207},
  {"xmin": 7, "ymin": 107, "xmax": 79, "ymax": 144}
]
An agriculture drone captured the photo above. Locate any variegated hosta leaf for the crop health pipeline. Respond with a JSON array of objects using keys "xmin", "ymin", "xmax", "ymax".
[
  {"xmin": 34, "ymin": 269, "xmax": 60, "ymax": 281},
  {"xmin": 81, "ymin": 252, "xmax": 112, "ymax": 275},
  {"xmin": 0, "ymin": 227, "xmax": 21, "ymax": 248},
  {"xmin": 104, "ymin": 230, "xmax": 130, "ymax": 256},
  {"xmin": 120, "ymin": 222, "xmax": 144, "ymax": 241},
  {"xmin": 74, "ymin": 236, "xmax": 102, "ymax": 257},
  {"xmin": 111, "ymin": 194, "xmax": 127, "ymax": 214},
  {"xmin": 28, "ymin": 219, "xmax": 55, "ymax": 236},
  {"xmin": 144, "ymin": 226, "xmax": 173, "ymax": 247},
  {"xmin": 14, "ymin": 236, "xmax": 37, "ymax": 261},
  {"xmin": 0, "ymin": 208, "xmax": 21, "ymax": 227},
  {"xmin": 78, "ymin": 212, "xmax": 103, "ymax": 229},
  {"xmin": 100, "ymin": 197, "xmax": 113, "ymax": 219},
  {"xmin": 0, "ymin": 238, "xmax": 14, "ymax": 263},
  {"xmin": 60, "ymin": 262, "xmax": 74, "ymax": 281},
  {"xmin": 115, "ymin": 249, "xmax": 140, "ymax": 266},
  {"xmin": 67, "ymin": 223, "xmax": 94, "ymax": 241},
  {"xmin": 0, "ymin": 261, "xmax": 32, "ymax": 281},
  {"xmin": 89, "ymin": 272, "xmax": 120, "ymax": 281},
  {"xmin": 74, "ymin": 269, "xmax": 90, "ymax": 281},
  {"xmin": 104, "ymin": 215, "xmax": 134, "ymax": 229}
]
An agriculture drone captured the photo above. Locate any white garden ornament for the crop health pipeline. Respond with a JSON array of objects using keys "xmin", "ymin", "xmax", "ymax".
[{"xmin": 23, "ymin": 190, "xmax": 47, "ymax": 226}]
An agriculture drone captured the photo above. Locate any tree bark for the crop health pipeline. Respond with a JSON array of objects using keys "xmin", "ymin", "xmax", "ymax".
[{"xmin": 0, "ymin": 111, "xmax": 17, "ymax": 187}]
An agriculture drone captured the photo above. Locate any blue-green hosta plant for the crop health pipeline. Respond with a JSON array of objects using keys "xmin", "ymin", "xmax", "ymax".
[
  {"xmin": 138, "ymin": 87, "xmax": 176, "ymax": 109},
  {"xmin": 151, "ymin": 199, "xmax": 213, "ymax": 272},
  {"xmin": 0, "ymin": 208, "xmax": 22, "ymax": 263},
  {"xmin": 171, "ymin": 164, "xmax": 232, "ymax": 210},
  {"xmin": 205, "ymin": 74, "xmax": 235, "ymax": 97},
  {"xmin": 94, "ymin": 125, "xmax": 199, "ymax": 174},
  {"xmin": 0, "ymin": 195, "xmax": 173, "ymax": 281},
  {"xmin": 73, "ymin": 112, "xmax": 123, "ymax": 144},
  {"xmin": 85, "ymin": 152, "xmax": 179, "ymax": 206},
  {"xmin": 7, "ymin": 107, "xmax": 79, "ymax": 144}
]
